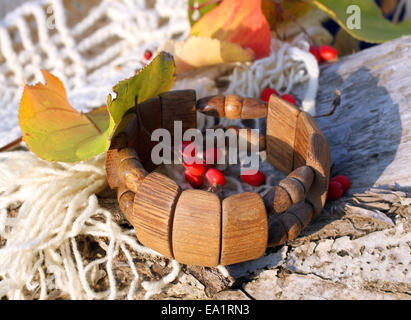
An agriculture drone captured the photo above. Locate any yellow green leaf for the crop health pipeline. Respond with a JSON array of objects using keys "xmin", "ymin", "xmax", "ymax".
[
  {"xmin": 188, "ymin": 0, "xmax": 219, "ymax": 26},
  {"xmin": 107, "ymin": 51, "xmax": 176, "ymax": 124},
  {"xmin": 18, "ymin": 70, "xmax": 111, "ymax": 162},
  {"xmin": 309, "ymin": 0, "xmax": 411, "ymax": 43}
]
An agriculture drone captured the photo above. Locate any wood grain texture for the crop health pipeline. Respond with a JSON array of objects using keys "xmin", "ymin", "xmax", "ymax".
[
  {"xmin": 225, "ymin": 94, "xmax": 243, "ymax": 119},
  {"xmin": 172, "ymin": 190, "xmax": 221, "ymax": 267},
  {"xmin": 117, "ymin": 184, "xmax": 135, "ymax": 220},
  {"xmin": 220, "ymin": 192, "xmax": 268, "ymax": 265},
  {"xmin": 287, "ymin": 166, "xmax": 315, "ymax": 193},
  {"xmin": 160, "ymin": 89, "xmax": 197, "ymax": 145},
  {"xmin": 293, "ymin": 112, "xmax": 330, "ymax": 218},
  {"xmin": 279, "ymin": 212, "xmax": 302, "ymax": 241},
  {"xmin": 278, "ymin": 177, "xmax": 305, "ymax": 205},
  {"xmin": 132, "ymin": 172, "xmax": 181, "ymax": 258},
  {"xmin": 267, "ymin": 215, "xmax": 287, "ymax": 247},
  {"xmin": 241, "ymin": 98, "xmax": 267, "ymax": 119},
  {"xmin": 105, "ymin": 133, "xmax": 127, "ymax": 189},
  {"xmin": 196, "ymin": 95, "xmax": 225, "ymax": 117},
  {"xmin": 288, "ymin": 201, "xmax": 314, "ymax": 229},
  {"xmin": 306, "ymin": 132, "xmax": 331, "ymax": 218},
  {"xmin": 266, "ymin": 94, "xmax": 301, "ymax": 173},
  {"xmin": 263, "ymin": 186, "xmax": 292, "ymax": 215},
  {"xmin": 134, "ymin": 97, "xmax": 162, "ymax": 172}
]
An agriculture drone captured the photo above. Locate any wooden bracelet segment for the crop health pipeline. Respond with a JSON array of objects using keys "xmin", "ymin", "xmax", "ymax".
[
  {"xmin": 220, "ymin": 192, "xmax": 268, "ymax": 265},
  {"xmin": 241, "ymin": 98, "xmax": 268, "ymax": 119},
  {"xmin": 106, "ymin": 133, "xmax": 128, "ymax": 189},
  {"xmin": 132, "ymin": 172, "xmax": 181, "ymax": 258},
  {"xmin": 279, "ymin": 178, "xmax": 305, "ymax": 204},
  {"xmin": 266, "ymin": 94, "xmax": 301, "ymax": 173},
  {"xmin": 225, "ymin": 94, "xmax": 243, "ymax": 119},
  {"xmin": 172, "ymin": 190, "xmax": 221, "ymax": 267},
  {"xmin": 264, "ymin": 186, "xmax": 292, "ymax": 215},
  {"xmin": 293, "ymin": 111, "xmax": 331, "ymax": 217},
  {"xmin": 117, "ymin": 184, "xmax": 135, "ymax": 220},
  {"xmin": 267, "ymin": 215, "xmax": 287, "ymax": 247},
  {"xmin": 196, "ymin": 95, "xmax": 226, "ymax": 117},
  {"xmin": 160, "ymin": 90, "xmax": 197, "ymax": 154},
  {"xmin": 279, "ymin": 212, "xmax": 302, "ymax": 241},
  {"xmin": 287, "ymin": 166, "xmax": 315, "ymax": 193},
  {"xmin": 196, "ymin": 95, "xmax": 267, "ymax": 119},
  {"xmin": 288, "ymin": 201, "xmax": 314, "ymax": 229},
  {"xmin": 133, "ymin": 97, "xmax": 163, "ymax": 172}
]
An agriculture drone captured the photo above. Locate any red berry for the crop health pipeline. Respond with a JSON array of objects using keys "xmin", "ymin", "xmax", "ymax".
[
  {"xmin": 281, "ymin": 94, "xmax": 297, "ymax": 106},
  {"xmin": 205, "ymin": 168, "xmax": 226, "ymax": 187},
  {"xmin": 184, "ymin": 162, "xmax": 206, "ymax": 177},
  {"xmin": 260, "ymin": 88, "xmax": 279, "ymax": 103},
  {"xmin": 327, "ymin": 181, "xmax": 343, "ymax": 200},
  {"xmin": 144, "ymin": 50, "xmax": 153, "ymax": 60},
  {"xmin": 241, "ymin": 170, "xmax": 266, "ymax": 187},
  {"xmin": 309, "ymin": 45, "xmax": 323, "ymax": 64},
  {"xmin": 331, "ymin": 175, "xmax": 350, "ymax": 192},
  {"xmin": 318, "ymin": 45, "xmax": 338, "ymax": 62},
  {"xmin": 203, "ymin": 147, "xmax": 221, "ymax": 165},
  {"xmin": 185, "ymin": 171, "xmax": 204, "ymax": 189}
]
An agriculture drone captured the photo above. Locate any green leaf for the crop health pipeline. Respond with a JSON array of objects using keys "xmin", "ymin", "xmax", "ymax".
[
  {"xmin": 188, "ymin": 0, "xmax": 219, "ymax": 26},
  {"xmin": 308, "ymin": 0, "xmax": 411, "ymax": 43},
  {"xmin": 19, "ymin": 70, "xmax": 111, "ymax": 162},
  {"xmin": 107, "ymin": 51, "xmax": 176, "ymax": 124}
]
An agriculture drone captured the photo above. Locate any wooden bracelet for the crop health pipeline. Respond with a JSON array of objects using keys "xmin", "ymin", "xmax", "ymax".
[{"xmin": 106, "ymin": 90, "xmax": 330, "ymax": 267}]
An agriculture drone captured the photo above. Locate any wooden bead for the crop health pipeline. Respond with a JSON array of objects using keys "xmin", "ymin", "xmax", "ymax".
[
  {"xmin": 293, "ymin": 111, "xmax": 330, "ymax": 217},
  {"xmin": 133, "ymin": 97, "xmax": 163, "ymax": 172},
  {"xmin": 118, "ymin": 147, "xmax": 138, "ymax": 163},
  {"xmin": 220, "ymin": 192, "xmax": 268, "ymax": 265},
  {"xmin": 273, "ymin": 186, "xmax": 292, "ymax": 214},
  {"xmin": 267, "ymin": 215, "xmax": 287, "ymax": 247},
  {"xmin": 278, "ymin": 177, "xmax": 305, "ymax": 204},
  {"xmin": 263, "ymin": 186, "xmax": 293, "ymax": 215},
  {"xmin": 132, "ymin": 172, "xmax": 181, "ymax": 258},
  {"xmin": 241, "ymin": 98, "xmax": 267, "ymax": 119},
  {"xmin": 196, "ymin": 95, "xmax": 225, "ymax": 117},
  {"xmin": 125, "ymin": 167, "xmax": 147, "ymax": 193},
  {"xmin": 225, "ymin": 94, "xmax": 243, "ymax": 119},
  {"xmin": 287, "ymin": 166, "xmax": 315, "ymax": 193},
  {"xmin": 105, "ymin": 133, "xmax": 128, "ymax": 190},
  {"xmin": 117, "ymin": 185, "xmax": 135, "ymax": 220},
  {"xmin": 266, "ymin": 94, "xmax": 301, "ymax": 173},
  {"xmin": 172, "ymin": 190, "xmax": 221, "ymax": 267},
  {"xmin": 279, "ymin": 212, "xmax": 302, "ymax": 241},
  {"xmin": 288, "ymin": 201, "xmax": 314, "ymax": 229},
  {"xmin": 160, "ymin": 89, "xmax": 197, "ymax": 146}
]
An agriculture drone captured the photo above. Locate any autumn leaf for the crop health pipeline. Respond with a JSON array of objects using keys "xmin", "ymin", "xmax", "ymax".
[
  {"xmin": 107, "ymin": 51, "xmax": 176, "ymax": 125},
  {"xmin": 163, "ymin": 36, "xmax": 254, "ymax": 74},
  {"xmin": 190, "ymin": 0, "xmax": 271, "ymax": 59},
  {"xmin": 19, "ymin": 52, "xmax": 177, "ymax": 162},
  {"xmin": 309, "ymin": 0, "xmax": 411, "ymax": 43},
  {"xmin": 188, "ymin": 0, "xmax": 219, "ymax": 26},
  {"xmin": 19, "ymin": 70, "xmax": 111, "ymax": 162}
]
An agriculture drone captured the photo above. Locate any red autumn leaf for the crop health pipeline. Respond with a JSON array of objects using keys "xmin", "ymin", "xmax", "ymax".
[{"xmin": 190, "ymin": 0, "xmax": 271, "ymax": 59}]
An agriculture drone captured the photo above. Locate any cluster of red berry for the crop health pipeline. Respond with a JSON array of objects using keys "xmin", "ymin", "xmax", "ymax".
[
  {"xmin": 327, "ymin": 175, "xmax": 350, "ymax": 200},
  {"xmin": 260, "ymin": 88, "xmax": 296, "ymax": 106},
  {"xmin": 181, "ymin": 141, "xmax": 268, "ymax": 189},
  {"xmin": 309, "ymin": 45, "xmax": 338, "ymax": 64}
]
